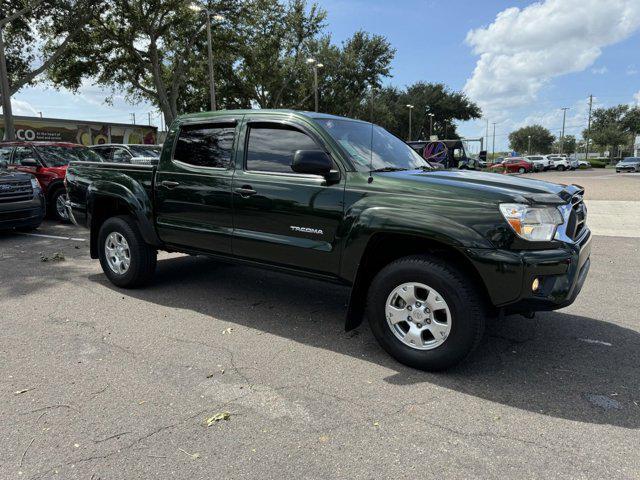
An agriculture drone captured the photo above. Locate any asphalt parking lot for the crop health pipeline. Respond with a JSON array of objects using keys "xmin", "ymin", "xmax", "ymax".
[{"xmin": 1, "ymin": 169, "xmax": 639, "ymax": 479}]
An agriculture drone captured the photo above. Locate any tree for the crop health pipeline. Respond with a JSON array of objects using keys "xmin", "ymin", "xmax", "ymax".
[
  {"xmin": 0, "ymin": 0, "xmax": 100, "ymax": 139},
  {"xmin": 552, "ymin": 134, "xmax": 576, "ymax": 154},
  {"xmin": 584, "ymin": 105, "xmax": 637, "ymax": 158},
  {"xmin": 508, "ymin": 125, "xmax": 554, "ymax": 154}
]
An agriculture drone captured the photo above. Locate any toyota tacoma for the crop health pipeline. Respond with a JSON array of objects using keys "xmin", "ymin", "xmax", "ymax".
[{"xmin": 64, "ymin": 110, "xmax": 591, "ymax": 370}]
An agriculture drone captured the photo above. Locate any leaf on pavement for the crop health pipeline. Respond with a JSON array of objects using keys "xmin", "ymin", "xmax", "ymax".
[{"xmin": 205, "ymin": 411, "xmax": 231, "ymax": 426}]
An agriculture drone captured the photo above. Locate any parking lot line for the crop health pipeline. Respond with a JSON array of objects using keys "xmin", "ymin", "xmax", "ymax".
[{"xmin": 16, "ymin": 232, "xmax": 86, "ymax": 242}]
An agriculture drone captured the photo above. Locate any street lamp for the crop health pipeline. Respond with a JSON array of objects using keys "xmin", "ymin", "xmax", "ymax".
[
  {"xmin": 528, "ymin": 135, "xmax": 532, "ymax": 155},
  {"xmin": 560, "ymin": 107, "xmax": 569, "ymax": 154},
  {"xmin": 306, "ymin": 58, "xmax": 323, "ymax": 112},
  {"xmin": 190, "ymin": 4, "xmax": 224, "ymax": 111},
  {"xmin": 406, "ymin": 104, "xmax": 414, "ymax": 141},
  {"xmin": 428, "ymin": 113, "xmax": 435, "ymax": 138}
]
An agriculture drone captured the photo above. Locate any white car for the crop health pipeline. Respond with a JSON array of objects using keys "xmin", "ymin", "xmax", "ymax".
[
  {"xmin": 548, "ymin": 156, "xmax": 571, "ymax": 171},
  {"xmin": 525, "ymin": 155, "xmax": 551, "ymax": 171}
]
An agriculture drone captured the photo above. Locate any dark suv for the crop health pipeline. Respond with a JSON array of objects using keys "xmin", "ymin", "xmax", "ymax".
[
  {"xmin": 0, "ymin": 157, "xmax": 45, "ymax": 231},
  {"xmin": 0, "ymin": 141, "xmax": 102, "ymax": 221}
]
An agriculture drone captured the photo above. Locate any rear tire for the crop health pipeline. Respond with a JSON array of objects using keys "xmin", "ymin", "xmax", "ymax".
[
  {"xmin": 98, "ymin": 215, "xmax": 157, "ymax": 288},
  {"xmin": 366, "ymin": 255, "xmax": 485, "ymax": 371},
  {"xmin": 557, "ymin": 165, "xmax": 565, "ymax": 171},
  {"xmin": 518, "ymin": 167, "xmax": 526, "ymax": 174}
]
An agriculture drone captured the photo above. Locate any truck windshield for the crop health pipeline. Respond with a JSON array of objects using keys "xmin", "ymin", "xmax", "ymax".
[
  {"xmin": 129, "ymin": 145, "xmax": 161, "ymax": 158},
  {"xmin": 36, "ymin": 146, "xmax": 103, "ymax": 166},
  {"xmin": 316, "ymin": 119, "xmax": 432, "ymax": 172}
]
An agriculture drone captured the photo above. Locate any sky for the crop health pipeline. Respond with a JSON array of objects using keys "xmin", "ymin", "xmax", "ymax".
[{"xmin": 7, "ymin": 0, "xmax": 640, "ymax": 151}]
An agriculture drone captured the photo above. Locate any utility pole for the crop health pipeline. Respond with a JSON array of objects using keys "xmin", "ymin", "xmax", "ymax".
[
  {"xmin": 492, "ymin": 122, "xmax": 496, "ymax": 160},
  {"xmin": 585, "ymin": 94, "xmax": 593, "ymax": 161},
  {"xmin": 190, "ymin": 5, "xmax": 223, "ymax": 111},
  {"xmin": 485, "ymin": 119, "xmax": 489, "ymax": 152},
  {"xmin": 406, "ymin": 104, "xmax": 414, "ymax": 141},
  {"xmin": 38, "ymin": 111, "xmax": 43, "ymax": 118},
  {"xmin": 148, "ymin": 112, "xmax": 152, "ymax": 126},
  {"xmin": 560, "ymin": 107, "xmax": 569, "ymax": 154},
  {"xmin": 0, "ymin": 25, "xmax": 14, "ymax": 140},
  {"xmin": 130, "ymin": 113, "xmax": 136, "ymax": 125}
]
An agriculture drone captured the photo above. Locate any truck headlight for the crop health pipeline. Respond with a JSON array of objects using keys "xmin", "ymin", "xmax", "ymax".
[
  {"xmin": 499, "ymin": 203, "xmax": 563, "ymax": 241},
  {"xmin": 30, "ymin": 178, "xmax": 41, "ymax": 192}
]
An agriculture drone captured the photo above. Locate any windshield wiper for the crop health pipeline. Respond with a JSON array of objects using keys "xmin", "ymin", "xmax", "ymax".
[{"xmin": 370, "ymin": 167, "xmax": 408, "ymax": 173}]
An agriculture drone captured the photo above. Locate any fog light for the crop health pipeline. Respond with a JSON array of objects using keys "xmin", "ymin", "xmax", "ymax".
[{"xmin": 532, "ymin": 278, "xmax": 540, "ymax": 292}]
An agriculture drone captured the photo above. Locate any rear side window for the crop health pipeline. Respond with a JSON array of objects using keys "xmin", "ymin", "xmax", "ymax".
[
  {"xmin": 93, "ymin": 147, "xmax": 113, "ymax": 160},
  {"xmin": 0, "ymin": 146, "xmax": 12, "ymax": 162},
  {"xmin": 174, "ymin": 123, "xmax": 235, "ymax": 168},
  {"xmin": 246, "ymin": 124, "xmax": 319, "ymax": 173}
]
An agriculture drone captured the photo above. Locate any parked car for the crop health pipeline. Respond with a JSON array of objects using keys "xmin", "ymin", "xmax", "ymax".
[
  {"xmin": 615, "ymin": 157, "xmax": 640, "ymax": 173},
  {"xmin": 0, "ymin": 141, "xmax": 102, "ymax": 221},
  {"xmin": 578, "ymin": 160, "xmax": 590, "ymax": 168},
  {"xmin": 65, "ymin": 109, "xmax": 591, "ymax": 371},
  {"xmin": 525, "ymin": 155, "xmax": 551, "ymax": 171},
  {"xmin": 0, "ymin": 158, "xmax": 45, "ymax": 231},
  {"xmin": 489, "ymin": 157, "xmax": 533, "ymax": 174},
  {"xmin": 90, "ymin": 144, "xmax": 161, "ymax": 165},
  {"xmin": 548, "ymin": 156, "xmax": 571, "ymax": 171},
  {"xmin": 407, "ymin": 140, "xmax": 479, "ymax": 169}
]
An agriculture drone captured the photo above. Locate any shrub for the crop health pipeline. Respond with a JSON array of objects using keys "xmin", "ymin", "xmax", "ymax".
[{"xmin": 588, "ymin": 159, "xmax": 606, "ymax": 168}]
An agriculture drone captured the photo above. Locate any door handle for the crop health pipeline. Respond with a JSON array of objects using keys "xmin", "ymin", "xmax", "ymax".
[
  {"xmin": 160, "ymin": 180, "xmax": 180, "ymax": 189},
  {"xmin": 235, "ymin": 185, "xmax": 257, "ymax": 197}
]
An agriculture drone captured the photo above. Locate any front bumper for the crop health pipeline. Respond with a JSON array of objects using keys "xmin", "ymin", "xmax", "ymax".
[
  {"xmin": 466, "ymin": 229, "xmax": 591, "ymax": 313},
  {"xmin": 616, "ymin": 166, "xmax": 639, "ymax": 172},
  {"xmin": 0, "ymin": 194, "xmax": 45, "ymax": 230}
]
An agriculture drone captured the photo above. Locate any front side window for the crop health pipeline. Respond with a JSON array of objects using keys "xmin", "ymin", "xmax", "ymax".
[
  {"xmin": 13, "ymin": 146, "xmax": 39, "ymax": 166},
  {"xmin": 246, "ymin": 124, "xmax": 319, "ymax": 173},
  {"xmin": 174, "ymin": 123, "xmax": 235, "ymax": 168},
  {"xmin": 316, "ymin": 119, "xmax": 431, "ymax": 172}
]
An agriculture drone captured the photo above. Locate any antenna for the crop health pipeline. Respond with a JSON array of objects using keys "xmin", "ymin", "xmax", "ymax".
[{"xmin": 367, "ymin": 122, "xmax": 374, "ymax": 183}]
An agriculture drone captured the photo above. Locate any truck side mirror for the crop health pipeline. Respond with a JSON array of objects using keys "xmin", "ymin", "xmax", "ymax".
[
  {"xmin": 292, "ymin": 150, "xmax": 333, "ymax": 175},
  {"xmin": 21, "ymin": 158, "xmax": 39, "ymax": 167}
]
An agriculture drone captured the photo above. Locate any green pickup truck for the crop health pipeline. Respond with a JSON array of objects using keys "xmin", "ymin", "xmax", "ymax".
[{"xmin": 65, "ymin": 109, "xmax": 591, "ymax": 370}]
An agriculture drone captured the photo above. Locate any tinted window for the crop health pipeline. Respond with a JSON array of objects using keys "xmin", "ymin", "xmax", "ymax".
[
  {"xmin": 35, "ymin": 146, "xmax": 102, "ymax": 165},
  {"xmin": 112, "ymin": 148, "xmax": 132, "ymax": 163},
  {"xmin": 0, "ymin": 146, "xmax": 12, "ymax": 162},
  {"xmin": 129, "ymin": 145, "xmax": 161, "ymax": 158},
  {"xmin": 13, "ymin": 146, "xmax": 38, "ymax": 165},
  {"xmin": 93, "ymin": 147, "xmax": 113, "ymax": 160},
  {"xmin": 246, "ymin": 125, "xmax": 320, "ymax": 173},
  {"xmin": 174, "ymin": 123, "xmax": 235, "ymax": 168}
]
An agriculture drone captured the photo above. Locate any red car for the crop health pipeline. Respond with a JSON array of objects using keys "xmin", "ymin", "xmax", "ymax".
[
  {"xmin": 489, "ymin": 157, "xmax": 533, "ymax": 174},
  {"xmin": 0, "ymin": 141, "xmax": 102, "ymax": 221}
]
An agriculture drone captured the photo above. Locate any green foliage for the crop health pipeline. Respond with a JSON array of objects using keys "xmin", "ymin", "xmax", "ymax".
[
  {"xmin": 508, "ymin": 125, "xmax": 555, "ymax": 154},
  {"xmin": 552, "ymin": 134, "xmax": 576, "ymax": 154},
  {"xmin": 584, "ymin": 105, "xmax": 637, "ymax": 157}
]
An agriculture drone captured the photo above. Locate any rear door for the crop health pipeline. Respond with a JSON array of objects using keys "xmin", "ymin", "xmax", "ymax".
[
  {"xmin": 155, "ymin": 116, "xmax": 241, "ymax": 254},
  {"xmin": 231, "ymin": 117, "xmax": 345, "ymax": 276}
]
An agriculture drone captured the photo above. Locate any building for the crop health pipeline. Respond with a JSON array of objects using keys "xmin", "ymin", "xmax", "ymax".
[
  {"xmin": 635, "ymin": 135, "xmax": 640, "ymax": 157},
  {"xmin": 0, "ymin": 115, "xmax": 158, "ymax": 145}
]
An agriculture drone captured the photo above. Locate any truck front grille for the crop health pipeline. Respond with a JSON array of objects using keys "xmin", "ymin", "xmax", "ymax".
[
  {"xmin": 0, "ymin": 181, "xmax": 33, "ymax": 203},
  {"xmin": 566, "ymin": 192, "xmax": 587, "ymax": 240}
]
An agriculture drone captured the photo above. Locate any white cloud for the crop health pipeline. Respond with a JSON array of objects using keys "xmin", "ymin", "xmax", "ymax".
[
  {"xmin": 634, "ymin": 91, "xmax": 640, "ymax": 105},
  {"xmin": 0, "ymin": 99, "xmax": 39, "ymax": 116},
  {"xmin": 464, "ymin": 0, "xmax": 640, "ymax": 117},
  {"xmin": 628, "ymin": 65, "xmax": 639, "ymax": 75},
  {"xmin": 591, "ymin": 66, "xmax": 608, "ymax": 75}
]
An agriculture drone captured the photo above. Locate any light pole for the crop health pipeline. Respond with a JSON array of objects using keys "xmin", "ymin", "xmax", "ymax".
[
  {"xmin": 527, "ymin": 135, "xmax": 532, "ymax": 154},
  {"xmin": 306, "ymin": 58, "xmax": 323, "ymax": 112},
  {"xmin": 428, "ymin": 113, "xmax": 435, "ymax": 138},
  {"xmin": 190, "ymin": 4, "xmax": 224, "ymax": 111},
  {"xmin": 492, "ymin": 122, "xmax": 496, "ymax": 161},
  {"xmin": 406, "ymin": 104, "xmax": 414, "ymax": 141},
  {"xmin": 560, "ymin": 107, "xmax": 569, "ymax": 154}
]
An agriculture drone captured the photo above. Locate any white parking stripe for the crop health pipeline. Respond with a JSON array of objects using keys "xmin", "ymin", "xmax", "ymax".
[
  {"xmin": 17, "ymin": 232, "xmax": 86, "ymax": 242},
  {"xmin": 585, "ymin": 200, "xmax": 640, "ymax": 238}
]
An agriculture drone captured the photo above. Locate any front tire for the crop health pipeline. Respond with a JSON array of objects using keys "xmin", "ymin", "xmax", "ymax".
[
  {"xmin": 50, "ymin": 189, "xmax": 69, "ymax": 222},
  {"xmin": 366, "ymin": 255, "xmax": 485, "ymax": 371},
  {"xmin": 518, "ymin": 167, "xmax": 526, "ymax": 174},
  {"xmin": 557, "ymin": 165, "xmax": 565, "ymax": 171},
  {"xmin": 98, "ymin": 215, "xmax": 157, "ymax": 288}
]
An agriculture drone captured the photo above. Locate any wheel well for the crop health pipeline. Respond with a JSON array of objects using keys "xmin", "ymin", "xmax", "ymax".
[
  {"xmin": 345, "ymin": 232, "xmax": 492, "ymax": 330},
  {"xmin": 89, "ymin": 196, "xmax": 134, "ymax": 259},
  {"xmin": 46, "ymin": 181, "xmax": 65, "ymax": 203}
]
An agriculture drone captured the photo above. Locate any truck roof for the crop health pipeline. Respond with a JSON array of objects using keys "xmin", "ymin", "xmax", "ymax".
[{"xmin": 178, "ymin": 109, "xmax": 371, "ymax": 124}]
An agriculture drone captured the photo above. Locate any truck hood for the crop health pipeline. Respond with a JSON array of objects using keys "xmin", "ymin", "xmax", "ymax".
[
  {"xmin": 379, "ymin": 169, "xmax": 582, "ymax": 205},
  {"xmin": 0, "ymin": 169, "xmax": 33, "ymax": 182}
]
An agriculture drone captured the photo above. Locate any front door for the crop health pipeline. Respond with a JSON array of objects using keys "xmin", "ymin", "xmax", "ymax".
[
  {"xmin": 231, "ymin": 119, "xmax": 345, "ymax": 276},
  {"xmin": 155, "ymin": 118, "xmax": 241, "ymax": 254}
]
